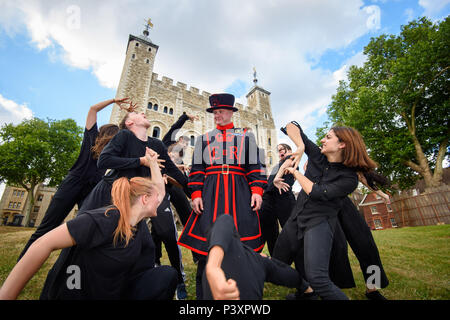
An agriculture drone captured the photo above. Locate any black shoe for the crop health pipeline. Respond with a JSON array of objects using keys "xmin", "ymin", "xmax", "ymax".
[
  {"xmin": 365, "ymin": 291, "xmax": 387, "ymax": 300},
  {"xmin": 286, "ymin": 291, "xmax": 319, "ymax": 300}
]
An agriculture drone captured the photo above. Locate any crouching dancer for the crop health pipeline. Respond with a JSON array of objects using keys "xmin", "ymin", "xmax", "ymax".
[
  {"xmin": 203, "ymin": 214, "xmax": 301, "ymax": 300},
  {"xmin": 0, "ymin": 150, "xmax": 177, "ymax": 300}
]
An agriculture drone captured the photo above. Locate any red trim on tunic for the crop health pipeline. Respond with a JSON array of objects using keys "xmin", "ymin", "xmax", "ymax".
[
  {"xmin": 238, "ymin": 129, "xmax": 247, "ymax": 164},
  {"xmin": 232, "ymin": 174, "xmax": 238, "ymax": 230},
  {"xmin": 224, "ymin": 173, "xmax": 229, "ymax": 214},
  {"xmin": 248, "ymin": 180, "xmax": 268, "ymax": 185},
  {"xmin": 213, "ymin": 174, "xmax": 221, "ymax": 222},
  {"xmin": 188, "ymin": 182, "xmax": 204, "ymax": 186},
  {"xmin": 189, "ymin": 171, "xmax": 205, "ymax": 176},
  {"xmin": 246, "ymin": 169, "xmax": 265, "ymax": 175},
  {"xmin": 191, "ymin": 190, "xmax": 202, "ymax": 200},
  {"xmin": 251, "ymin": 186, "xmax": 264, "ymax": 196}
]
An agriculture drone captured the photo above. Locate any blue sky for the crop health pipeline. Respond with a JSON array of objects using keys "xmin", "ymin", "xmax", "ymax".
[{"xmin": 0, "ymin": 0, "xmax": 449, "ymax": 196}]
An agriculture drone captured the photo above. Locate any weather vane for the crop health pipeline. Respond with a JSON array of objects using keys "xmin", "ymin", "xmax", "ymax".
[{"xmin": 143, "ymin": 18, "xmax": 154, "ymax": 37}]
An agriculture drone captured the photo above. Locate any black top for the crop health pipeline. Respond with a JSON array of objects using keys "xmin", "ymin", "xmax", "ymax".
[
  {"xmin": 202, "ymin": 214, "xmax": 300, "ymax": 300},
  {"xmin": 48, "ymin": 207, "xmax": 155, "ymax": 299},
  {"xmin": 265, "ymin": 156, "xmax": 296, "ymax": 194},
  {"xmin": 68, "ymin": 123, "xmax": 105, "ymax": 184},
  {"xmin": 162, "ymin": 113, "xmax": 189, "ymax": 148},
  {"xmin": 97, "ymin": 129, "xmax": 188, "ymax": 194},
  {"xmin": 285, "ymin": 122, "xmax": 358, "ymax": 238}
]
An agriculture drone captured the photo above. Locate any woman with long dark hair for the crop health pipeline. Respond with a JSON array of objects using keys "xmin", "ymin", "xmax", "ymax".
[
  {"xmin": 18, "ymin": 98, "xmax": 128, "ymax": 260},
  {"xmin": 273, "ymin": 121, "xmax": 377, "ymax": 300},
  {"xmin": 0, "ymin": 150, "xmax": 178, "ymax": 300}
]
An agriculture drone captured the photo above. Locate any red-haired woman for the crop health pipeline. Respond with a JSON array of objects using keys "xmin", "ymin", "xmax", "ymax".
[
  {"xmin": 18, "ymin": 98, "xmax": 129, "ymax": 260},
  {"xmin": 0, "ymin": 150, "xmax": 178, "ymax": 300},
  {"xmin": 272, "ymin": 121, "xmax": 377, "ymax": 300}
]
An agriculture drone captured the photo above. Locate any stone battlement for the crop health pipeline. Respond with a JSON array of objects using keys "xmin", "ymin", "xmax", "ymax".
[{"xmin": 151, "ymin": 73, "xmax": 234, "ymax": 106}]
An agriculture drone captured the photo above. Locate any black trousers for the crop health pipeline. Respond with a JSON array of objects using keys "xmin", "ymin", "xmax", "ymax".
[
  {"xmin": 151, "ymin": 194, "xmax": 185, "ymax": 284},
  {"xmin": 259, "ymin": 191, "xmax": 296, "ymax": 256},
  {"xmin": 18, "ymin": 174, "xmax": 94, "ymax": 261},
  {"xmin": 167, "ymin": 185, "xmax": 192, "ymax": 226},
  {"xmin": 123, "ymin": 266, "xmax": 178, "ymax": 300},
  {"xmin": 337, "ymin": 198, "xmax": 389, "ymax": 288}
]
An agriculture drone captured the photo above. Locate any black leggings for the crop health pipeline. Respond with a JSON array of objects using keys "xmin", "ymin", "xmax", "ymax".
[
  {"xmin": 259, "ymin": 191, "xmax": 295, "ymax": 256},
  {"xmin": 151, "ymin": 194, "xmax": 185, "ymax": 284},
  {"xmin": 337, "ymin": 198, "xmax": 389, "ymax": 288},
  {"xmin": 123, "ymin": 266, "xmax": 178, "ymax": 300}
]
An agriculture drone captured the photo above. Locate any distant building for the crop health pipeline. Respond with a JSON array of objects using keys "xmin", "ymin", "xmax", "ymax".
[
  {"xmin": 359, "ymin": 192, "xmax": 397, "ymax": 230},
  {"xmin": 0, "ymin": 185, "xmax": 77, "ymax": 227}
]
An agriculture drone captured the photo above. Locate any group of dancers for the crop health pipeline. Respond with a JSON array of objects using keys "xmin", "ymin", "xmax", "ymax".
[{"xmin": 0, "ymin": 93, "xmax": 390, "ymax": 300}]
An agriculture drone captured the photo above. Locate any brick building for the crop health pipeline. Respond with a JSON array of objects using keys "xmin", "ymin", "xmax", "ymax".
[{"xmin": 359, "ymin": 192, "xmax": 398, "ymax": 230}]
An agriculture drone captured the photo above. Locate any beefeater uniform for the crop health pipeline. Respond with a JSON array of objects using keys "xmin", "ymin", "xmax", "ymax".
[{"xmin": 178, "ymin": 93, "xmax": 267, "ymax": 256}]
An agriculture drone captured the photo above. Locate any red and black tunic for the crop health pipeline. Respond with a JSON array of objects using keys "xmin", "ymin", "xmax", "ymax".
[{"xmin": 178, "ymin": 122, "xmax": 267, "ymax": 255}]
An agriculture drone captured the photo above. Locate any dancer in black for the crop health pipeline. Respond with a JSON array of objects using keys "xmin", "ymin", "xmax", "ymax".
[
  {"xmin": 79, "ymin": 110, "xmax": 188, "ymax": 211},
  {"xmin": 203, "ymin": 214, "xmax": 301, "ymax": 300},
  {"xmin": 17, "ymin": 97, "xmax": 129, "ymax": 260},
  {"xmin": 0, "ymin": 151, "xmax": 177, "ymax": 300},
  {"xmin": 337, "ymin": 171, "xmax": 390, "ymax": 300},
  {"xmin": 259, "ymin": 143, "xmax": 296, "ymax": 256},
  {"xmin": 273, "ymin": 121, "xmax": 377, "ymax": 300},
  {"xmin": 150, "ymin": 191, "xmax": 187, "ymax": 300}
]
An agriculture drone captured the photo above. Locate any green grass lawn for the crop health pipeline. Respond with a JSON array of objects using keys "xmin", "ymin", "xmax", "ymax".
[{"xmin": 0, "ymin": 224, "xmax": 449, "ymax": 300}]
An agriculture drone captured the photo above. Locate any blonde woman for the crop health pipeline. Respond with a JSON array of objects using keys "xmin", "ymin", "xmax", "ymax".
[{"xmin": 0, "ymin": 150, "xmax": 178, "ymax": 300}]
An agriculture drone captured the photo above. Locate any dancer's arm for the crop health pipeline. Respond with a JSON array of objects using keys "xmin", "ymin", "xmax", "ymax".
[
  {"xmin": 0, "ymin": 224, "xmax": 75, "ymax": 300},
  {"xmin": 86, "ymin": 98, "xmax": 129, "ymax": 130},
  {"xmin": 206, "ymin": 246, "xmax": 240, "ymax": 300}
]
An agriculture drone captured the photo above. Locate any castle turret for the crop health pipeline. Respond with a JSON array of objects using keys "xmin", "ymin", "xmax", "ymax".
[{"xmin": 110, "ymin": 23, "xmax": 159, "ymax": 124}]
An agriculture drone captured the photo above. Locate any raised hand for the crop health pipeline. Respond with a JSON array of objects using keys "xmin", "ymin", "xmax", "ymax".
[{"xmin": 273, "ymin": 176, "xmax": 290, "ymax": 194}]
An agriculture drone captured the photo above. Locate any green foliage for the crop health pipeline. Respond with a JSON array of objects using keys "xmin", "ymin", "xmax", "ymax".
[
  {"xmin": 318, "ymin": 17, "xmax": 450, "ymax": 189},
  {"xmin": 0, "ymin": 117, "xmax": 83, "ymax": 188},
  {"xmin": 0, "ymin": 117, "xmax": 83, "ymax": 225}
]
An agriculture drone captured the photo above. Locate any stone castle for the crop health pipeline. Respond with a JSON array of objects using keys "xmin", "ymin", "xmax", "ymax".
[{"xmin": 109, "ymin": 30, "xmax": 278, "ymax": 168}]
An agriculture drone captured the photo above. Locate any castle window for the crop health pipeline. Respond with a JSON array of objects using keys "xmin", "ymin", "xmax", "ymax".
[
  {"xmin": 147, "ymin": 102, "xmax": 153, "ymax": 109},
  {"xmin": 152, "ymin": 126, "xmax": 161, "ymax": 138},
  {"xmin": 268, "ymin": 138, "xmax": 271, "ymax": 146},
  {"xmin": 169, "ymin": 108, "xmax": 174, "ymax": 115},
  {"xmin": 153, "ymin": 104, "xmax": 158, "ymax": 111},
  {"xmin": 131, "ymin": 53, "xmax": 135, "ymax": 60},
  {"xmin": 135, "ymin": 42, "xmax": 139, "ymax": 47},
  {"xmin": 148, "ymin": 47, "xmax": 152, "ymax": 52},
  {"xmin": 37, "ymin": 194, "xmax": 44, "ymax": 202},
  {"xmin": 163, "ymin": 106, "xmax": 168, "ymax": 113},
  {"xmin": 190, "ymin": 135, "xmax": 195, "ymax": 147},
  {"xmin": 146, "ymin": 59, "xmax": 150, "ymax": 64}
]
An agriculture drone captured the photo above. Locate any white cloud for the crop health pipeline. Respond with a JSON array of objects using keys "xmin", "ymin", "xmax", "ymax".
[
  {"xmin": 0, "ymin": 0, "xmax": 381, "ymax": 135},
  {"xmin": 418, "ymin": 0, "xmax": 450, "ymax": 18},
  {"xmin": 0, "ymin": 93, "xmax": 33, "ymax": 126}
]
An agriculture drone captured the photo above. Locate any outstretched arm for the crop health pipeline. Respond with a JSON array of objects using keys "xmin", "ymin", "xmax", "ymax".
[
  {"xmin": 206, "ymin": 246, "xmax": 240, "ymax": 300},
  {"xmin": 0, "ymin": 224, "xmax": 75, "ymax": 300},
  {"xmin": 85, "ymin": 97, "xmax": 129, "ymax": 130}
]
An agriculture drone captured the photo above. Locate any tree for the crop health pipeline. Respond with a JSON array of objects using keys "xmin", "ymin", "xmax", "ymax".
[
  {"xmin": 318, "ymin": 17, "xmax": 449, "ymax": 190},
  {"xmin": 0, "ymin": 117, "xmax": 82, "ymax": 226}
]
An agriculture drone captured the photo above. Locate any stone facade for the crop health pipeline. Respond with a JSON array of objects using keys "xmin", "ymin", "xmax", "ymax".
[
  {"xmin": 109, "ymin": 33, "xmax": 278, "ymax": 168},
  {"xmin": 0, "ymin": 185, "xmax": 77, "ymax": 227}
]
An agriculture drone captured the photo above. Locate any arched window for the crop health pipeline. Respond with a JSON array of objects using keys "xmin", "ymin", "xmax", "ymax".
[
  {"xmin": 146, "ymin": 59, "xmax": 150, "ymax": 64},
  {"xmin": 163, "ymin": 106, "xmax": 168, "ymax": 113},
  {"xmin": 268, "ymin": 137, "xmax": 271, "ymax": 146},
  {"xmin": 169, "ymin": 108, "xmax": 174, "ymax": 115},
  {"xmin": 153, "ymin": 104, "xmax": 158, "ymax": 111},
  {"xmin": 147, "ymin": 102, "xmax": 152, "ymax": 109},
  {"xmin": 190, "ymin": 135, "xmax": 195, "ymax": 146},
  {"xmin": 131, "ymin": 53, "xmax": 135, "ymax": 60},
  {"xmin": 152, "ymin": 126, "xmax": 161, "ymax": 138}
]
